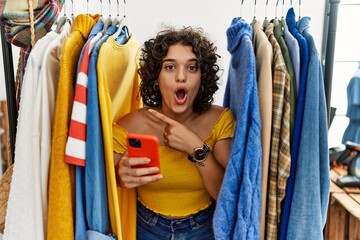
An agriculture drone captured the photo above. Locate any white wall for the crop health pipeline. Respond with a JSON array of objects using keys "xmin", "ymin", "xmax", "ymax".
[{"xmin": 0, "ymin": 0, "xmax": 327, "ymax": 104}]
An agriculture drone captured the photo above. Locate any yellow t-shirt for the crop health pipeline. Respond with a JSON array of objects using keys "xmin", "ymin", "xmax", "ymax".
[{"xmin": 113, "ymin": 108, "xmax": 235, "ymax": 216}]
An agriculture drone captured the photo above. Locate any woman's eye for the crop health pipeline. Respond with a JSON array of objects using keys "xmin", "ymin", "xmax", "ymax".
[
  {"xmin": 188, "ymin": 65, "xmax": 198, "ymax": 72},
  {"xmin": 164, "ymin": 65, "xmax": 175, "ymax": 71}
]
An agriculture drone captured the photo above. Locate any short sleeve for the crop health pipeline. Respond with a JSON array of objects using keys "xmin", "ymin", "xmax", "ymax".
[
  {"xmin": 205, "ymin": 108, "xmax": 236, "ymax": 148},
  {"xmin": 113, "ymin": 122, "xmax": 128, "ymax": 154},
  {"xmin": 214, "ymin": 108, "xmax": 236, "ymax": 140}
]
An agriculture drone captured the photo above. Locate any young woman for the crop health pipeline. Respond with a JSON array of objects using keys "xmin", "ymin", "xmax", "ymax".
[{"xmin": 113, "ymin": 26, "xmax": 235, "ymax": 240}]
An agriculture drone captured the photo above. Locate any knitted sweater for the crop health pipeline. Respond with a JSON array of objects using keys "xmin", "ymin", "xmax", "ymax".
[{"xmin": 214, "ymin": 17, "xmax": 262, "ymax": 240}]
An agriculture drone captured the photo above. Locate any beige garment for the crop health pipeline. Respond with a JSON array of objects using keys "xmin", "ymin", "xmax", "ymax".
[{"xmin": 252, "ymin": 20, "xmax": 273, "ymax": 240}]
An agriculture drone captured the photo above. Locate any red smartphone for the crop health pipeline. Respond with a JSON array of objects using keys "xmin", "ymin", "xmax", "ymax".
[{"xmin": 126, "ymin": 133, "xmax": 160, "ymax": 174}]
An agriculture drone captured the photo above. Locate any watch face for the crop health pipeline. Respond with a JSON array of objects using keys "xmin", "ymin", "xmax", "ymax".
[{"xmin": 194, "ymin": 148, "xmax": 206, "ymax": 161}]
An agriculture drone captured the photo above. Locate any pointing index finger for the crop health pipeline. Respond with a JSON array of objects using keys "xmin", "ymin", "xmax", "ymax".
[{"xmin": 148, "ymin": 109, "xmax": 175, "ymax": 125}]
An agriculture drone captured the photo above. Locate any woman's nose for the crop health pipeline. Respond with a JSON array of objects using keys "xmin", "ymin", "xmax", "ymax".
[{"xmin": 176, "ymin": 67, "xmax": 186, "ymax": 82}]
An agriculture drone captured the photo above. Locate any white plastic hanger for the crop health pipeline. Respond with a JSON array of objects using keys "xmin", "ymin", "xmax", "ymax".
[
  {"xmin": 281, "ymin": 0, "xmax": 287, "ymax": 28},
  {"xmin": 103, "ymin": 0, "xmax": 113, "ymax": 31},
  {"xmin": 239, "ymin": 0, "xmax": 245, "ymax": 19},
  {"xmin": 262, "ymin": 0, "xmax": 269, "ymax": 29},
  {"xmin": 273, "ymin": 0, "xmax": 280, "ymax": 27},
  {"xmin": 112, "ymin": 0, "xmax": 129, "ymax": 39},
  {"xmin": 111, "ymin": 0, "xmax": 122, "ymax": 27},
  {"xmin": 55, "ymin": 2, "xmax": 67, "ymax": 33},
  {"xmin": 250, "ymin": 0, "xmax": 257, "ymax": 27},
  {"xmin": 98, "ymin": 0, "xmax": 105, "ymax": 24}
]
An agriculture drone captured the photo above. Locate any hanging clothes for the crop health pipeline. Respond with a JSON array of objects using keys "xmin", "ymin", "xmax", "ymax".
[
  {"xmin": 282, "ymin": 17, "xmax": 300, "ymax": 100},
  {"xmin": 83, "ymin": 25, "xmax": 118, "ymax": 240},
  {"xmin": 4, "ymin": 20, "xmax": 72, "ymax": 240},
  {"xmin": 342, "ymin": 66, "xmax": 360, "ymax": 144},
  {"xmin": 280, "ymin": 8, "xmax": 310, "ymax": 240},
  {"xmin": 214, "ymin": 17, "xmax": 262, "ymax": 240},
  {"xmin": 47, "ymin": 14, "xmax": 100, "ymax": 240},
  {"xmin": 70, "ymin": 22, "xmax": 107, "ymax": 240},
  {"xmin": 273, "ymin": 22, "xmax": 296, "ymax": 143},
  {"xmin": 264, "ymin": 22, "xmax": 291, "ymax": 240},
  {"xmin": 3, "ymin": 31, "xmax": 58, "ymax": 240},
  {"xmin": 285, "ymin": 16, "xmax": 330, "ymax": 240},
  {"xmin": 252, "ymin": 20, "xmax": 273, "ymax": 240},
  {"xmin": 97, "ymin": 33, "xmax": 142, "ymax": 239}
]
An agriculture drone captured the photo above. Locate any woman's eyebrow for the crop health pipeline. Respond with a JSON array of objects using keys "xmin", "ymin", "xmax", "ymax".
[{"xmin": 162, "ymin": 58, "xmax": 198, "ymax": 63}]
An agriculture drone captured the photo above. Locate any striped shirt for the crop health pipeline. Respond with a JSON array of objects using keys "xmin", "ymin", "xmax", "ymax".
[{"xmin": 64, "ymin": 30, "xmax": 104, "ymax": 166}]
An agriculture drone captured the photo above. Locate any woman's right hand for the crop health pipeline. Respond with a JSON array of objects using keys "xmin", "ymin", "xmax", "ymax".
[{"xmin": 115, "ymin": 153, "xmax": 163, "ymax": 189}]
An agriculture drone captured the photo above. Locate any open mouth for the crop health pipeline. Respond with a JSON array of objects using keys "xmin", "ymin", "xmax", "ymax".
[{"xmin": 175, "ymin": 88, "xmax": 187, "ymax": 104}]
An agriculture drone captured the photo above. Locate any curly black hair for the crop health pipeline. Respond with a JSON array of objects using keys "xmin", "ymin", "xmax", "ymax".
[{"xmin": 138, "ymin": 26, "xmax": 221, "ymax": 114}]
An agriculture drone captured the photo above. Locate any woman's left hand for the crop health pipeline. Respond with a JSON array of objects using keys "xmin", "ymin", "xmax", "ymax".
[{"xmin": 148, "ymin": 109, "xmax": 203, "ymax": 154}]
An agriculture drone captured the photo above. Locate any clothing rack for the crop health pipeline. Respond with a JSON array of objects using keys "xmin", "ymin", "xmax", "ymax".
[
  {"xmin": 323, "ymin": 0, "xmax": 341, "ymax": 127},
  {"xmin": 0, "ymin": 0, "xmax": 341, "ymax": 163},
  {"xmin": 1, "ymin": 22, "xmax": 17, "ymax": 163}
]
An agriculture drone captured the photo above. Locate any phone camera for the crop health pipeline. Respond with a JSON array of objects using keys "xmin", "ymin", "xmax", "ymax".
[{"xmin": 129, "ymin": 138, "xmax": 142, "ymax": 148}]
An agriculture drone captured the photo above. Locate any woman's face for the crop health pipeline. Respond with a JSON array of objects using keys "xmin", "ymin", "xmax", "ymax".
[{"xmin": 157, "ymin": 43, "xmax": 201, "ymax": 115}]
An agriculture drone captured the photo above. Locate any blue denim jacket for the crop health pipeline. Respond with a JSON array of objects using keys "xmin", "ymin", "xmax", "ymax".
[
  {"xmin": 286, "ymin": 16, "xmax": 331, "ymax": 240},
  {"xmin": 280, "ymin": 8, "xmax": 310, "ymax": 240}
]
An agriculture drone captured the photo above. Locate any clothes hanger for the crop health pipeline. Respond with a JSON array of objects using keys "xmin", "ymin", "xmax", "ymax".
[
  {"xmin": 250, "ymin": 0, "xmax": 257, "ymax": 27},
  {"xmin": 296, "ymin": 0, "xmax": 301, "ymax": 27},
  {"xmin": 70, "ymin": 0, "xmax": 74, "ymax": 21},
  {"xmin": 281, "ymin": 0, "xmax": 288, "ymax": 28},
  {"xmin": 111, "ymin": 0, "xmax": 122, "ymax": 27},
  {"xmin": 98, "ymin": 0, "xmax": 105, "ymax": 24},
  {"xmin": 262, "ymin": 0, "xmax": 269, "ymax": 29},
  {"xmin": 55, "ymin": 1, "xmax": 67, "ymax": 33},
  {"xmin": 273, "ymin": 0, "xmax": 280, "ymax": 27},
  {"xmin": 103, "ymin": 0, "xmax": 113, "ymax": 31},
  {"xmin": 112, "ymin": 0, "xmax": 129, "ymax": 40},
  {"xmin": 239, "ymin": 0, "xmax": 244, "ymax": 20}
]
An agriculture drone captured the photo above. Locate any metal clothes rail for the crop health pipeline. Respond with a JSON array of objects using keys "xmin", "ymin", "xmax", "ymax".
[{"xmin": 1, "ymin": 23, "xmax": 17, "ymax": 163}]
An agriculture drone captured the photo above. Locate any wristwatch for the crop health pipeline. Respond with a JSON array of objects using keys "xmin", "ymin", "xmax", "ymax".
[{"xmin": 188, "ymin": 143, "xmax": 210, "ymax": 163}]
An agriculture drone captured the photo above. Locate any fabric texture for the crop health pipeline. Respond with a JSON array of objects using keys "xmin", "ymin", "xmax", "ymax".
[
  {"xmin": 0, "ymin": 0, "xmax": 64, "ymax": 48},
  {"xmin": 83, "ymin": 25, "xmax": 118, "ymax": 238},
  {"xmin": 274, "ymin": 21, "xmax": 296, "ymax": 144},
  {"xmin": 264, "ymin": 23, "xmax": 291, "ymax": 240},
  {"xmin": 282, "ymin": 17, "xmax": 300, "ymax": 98},
  {"xmin": 47, "ymin": 14, "xmax": 99, "ymax": 240},
  {"xmin": 136, "ymin": 200, "xmax": 215, "ymax": 240},
  {"xmin": 64, "ymin": 24, "xmax": 104, "ymax": 167},
  {"xmin": 214, "ymin": 17, "xmax": 262, "ymax": 240},
  {"xmin": 285, "ymin": 16, "xmax": 330, "ymax": 240},
  {"xmin": 280, "ymin": 8, "xmax": 310, "ymax": 240},
  {"xmin": 113, "ymin": 108, "xmax": 235, "ymax": 216},
  {"xmin": 72, "ymin": 23, "xmax": 106, "ymax": 240},
  {"xmin": 3, "ymin": 31, "xmax": 58, "ymax": 240},
  {"xmin": 97, "ymin": 33, "xmax": 141, "ymax": 240},
  {"xmin": 252, "ymin": 20, "xmax": 273, "ymax": 240}
]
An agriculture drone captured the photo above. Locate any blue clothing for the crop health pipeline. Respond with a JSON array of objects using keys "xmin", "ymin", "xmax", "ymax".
[
  {"xmin": 214, "ymin": 17, "xmax": 262, "ymax": 240},
  {"xmin": 75, "ymin": 22, "xmax": 104, "ymax": 240},
  {"xmin": 342, "ymin": 70, "xmax": 360, "ymax": 144},
  {"xmin": 86, "ymin": 231, "xmax": 117, "ymax": 240},
  {"xmin": 286, "ymin": 17, "xmax": 330, "ymax": 240},
  {"xmin": 115, "ymin": 26, "xmax": 130, "ymax": 44},
  {"xmin": 280, "ymin": 9, "xmax": 310, "ymax": 240},
  {"xmin": 282, "ymin": 18, "xmax": 300, "ymax": 98},
  {"xmin": 85, "ymin": 25, "xmax": 118, "ymax": 237},
  {"xmin": 136, "ymin": 201, "xmax": 215, "ymax": 240}
]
